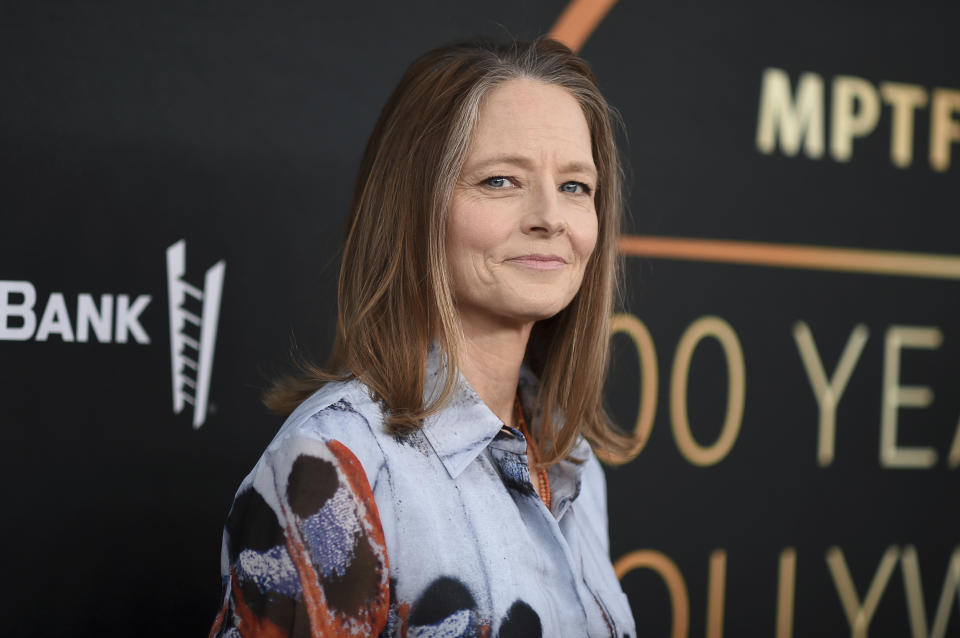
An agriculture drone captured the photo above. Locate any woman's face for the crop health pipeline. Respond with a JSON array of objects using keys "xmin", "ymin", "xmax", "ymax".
[{"xmin": 446, "ymin": 78, "xmax": 599, "ymax": 330}]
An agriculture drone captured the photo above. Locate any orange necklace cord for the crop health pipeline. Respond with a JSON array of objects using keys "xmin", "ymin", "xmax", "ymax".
[{"xmin": 514, "ymin": 395, "xmax": 551, "ymax": 511}]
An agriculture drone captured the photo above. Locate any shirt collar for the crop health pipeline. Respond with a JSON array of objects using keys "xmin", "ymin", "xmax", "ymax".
[
  {"xmin": 419, "ymin": 344, "xmax": 505, "ymax": 478},
  {"xmin": 419, "ymin": 344, "xmax": 591, "ymax": 517},
  {"xmin": 517, "ymin": 360, "xmax": 591, "ymax": 517},
  {"xmin": 547, "ymin": 436, "xmax": 590, "ymax": 519}
]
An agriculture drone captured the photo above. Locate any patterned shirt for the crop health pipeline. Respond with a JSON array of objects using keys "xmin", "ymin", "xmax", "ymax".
[{"xmin": 210, "ymin": 348, "xmax": 636, "ymax": 637}]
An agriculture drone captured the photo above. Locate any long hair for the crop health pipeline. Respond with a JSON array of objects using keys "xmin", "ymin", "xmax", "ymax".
[{"xmin": 265, "ymin": 37, "xmax": 636, "ymax": 466}]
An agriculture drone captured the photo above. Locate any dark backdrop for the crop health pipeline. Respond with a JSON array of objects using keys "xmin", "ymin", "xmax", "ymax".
[{"xmin": 2, "ymin": 1, "xmax": 958, "ymax": 636}]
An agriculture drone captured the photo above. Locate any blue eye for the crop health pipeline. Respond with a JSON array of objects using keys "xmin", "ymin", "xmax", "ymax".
[
  {"xmin": 484, "ymin": 176, "xmax": 510, "ymax": 188},
  {"xmin": 561, "ymin": 181, "xmax": 591, "ymax": 195}
]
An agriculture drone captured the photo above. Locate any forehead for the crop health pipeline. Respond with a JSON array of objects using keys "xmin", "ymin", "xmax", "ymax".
[{"xmin": 467, "ymin": 78, "xmax": 594, "ymax": 165}]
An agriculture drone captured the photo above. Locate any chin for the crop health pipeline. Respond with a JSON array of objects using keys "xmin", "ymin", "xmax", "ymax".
[{"xmin": 511, "ymin": 299, "xmax": 571, "ymax": 322}]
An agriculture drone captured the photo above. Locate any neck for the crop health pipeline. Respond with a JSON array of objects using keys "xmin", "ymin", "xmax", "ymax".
[{"xmin": 455, "ymin": 312, "xmax": 533, "ymax": 428}]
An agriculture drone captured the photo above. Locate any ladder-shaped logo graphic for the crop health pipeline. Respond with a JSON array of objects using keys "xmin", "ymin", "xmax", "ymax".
[{"xmin": 166, "ymin": 240, "xmax": 225, "ymax": 428}]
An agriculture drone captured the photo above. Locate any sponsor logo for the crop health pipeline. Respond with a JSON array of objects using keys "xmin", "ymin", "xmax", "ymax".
[
  {"xmin": 1, "ymin": 240, "xmax": 225, "ymax": 429},
  {"xmin": 756, "ymin": 67, "xmax": 960, "ymax": 171},
  {"xmin": 166, "ymin": 240, "xmax": 225, "ymax": 429},
  {"xmin": 0, "ymin": 284, "xmax": 151, "ymax": 343}
]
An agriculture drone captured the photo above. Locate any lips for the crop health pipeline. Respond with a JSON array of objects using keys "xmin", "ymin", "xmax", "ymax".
[{"xmin": 505, "ymin": 254, "xmax": 567, "ymax": 271}]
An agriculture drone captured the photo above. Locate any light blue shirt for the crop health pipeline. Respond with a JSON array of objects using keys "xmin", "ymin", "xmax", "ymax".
[{"xmin": 211, "ymin": 347, "xmax": 636, "ymax": 637}]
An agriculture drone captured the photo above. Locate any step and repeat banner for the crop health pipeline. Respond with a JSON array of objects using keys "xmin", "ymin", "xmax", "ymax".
[{"xmin": 2, "ymin": 1, "xmax": 957, "ymax": 636}]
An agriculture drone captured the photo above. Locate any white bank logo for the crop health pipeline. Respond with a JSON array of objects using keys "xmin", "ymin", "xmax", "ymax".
[
  {"xmin": 166, "ymin": 240, "xmax": 225, "ymax": 429},
  {"xmin": 0, "ymin": 240, "xmax": 225, "ymax": 429}
]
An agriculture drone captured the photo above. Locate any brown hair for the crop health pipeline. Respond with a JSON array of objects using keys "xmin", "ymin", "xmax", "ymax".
[{"xmin": 266, "ymin": 37, "xmax": 637, "ymax": 466}]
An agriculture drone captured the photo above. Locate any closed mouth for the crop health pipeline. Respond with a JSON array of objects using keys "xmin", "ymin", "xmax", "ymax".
[{"xmin": 506, "ymin": 254, "xmax": 567, "ymax": 270}]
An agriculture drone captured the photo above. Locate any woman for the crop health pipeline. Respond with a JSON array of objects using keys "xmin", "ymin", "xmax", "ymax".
[{"xmin": 210, "ymin": 38, "xmax": 638, "ymax": 638}]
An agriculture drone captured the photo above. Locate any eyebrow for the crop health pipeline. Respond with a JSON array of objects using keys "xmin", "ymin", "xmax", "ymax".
[{"xmin": 464, "ymin": 154, "xmax": 598, "ymax": 179}]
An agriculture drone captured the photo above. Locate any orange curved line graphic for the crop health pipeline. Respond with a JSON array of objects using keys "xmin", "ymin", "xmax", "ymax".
[
  {"xmin": 618, "ymin": 235, "xmax": 960, "ymax": 281},
  {"xmin": 549, "ymin": 0, "xmax": 618, "ymax": 52}
]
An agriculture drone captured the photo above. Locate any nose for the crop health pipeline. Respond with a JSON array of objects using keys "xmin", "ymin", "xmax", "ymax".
[{"xmin": 522, "ymin": 182, "xmax": 566, "ymax": 237}]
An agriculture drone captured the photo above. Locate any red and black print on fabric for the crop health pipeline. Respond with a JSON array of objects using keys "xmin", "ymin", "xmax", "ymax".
[
  {"xmin": 209, "ymin": 439, "xmax": 390, "ymax": 637},
  {"xmin": 208, "ymin": 435, "xmax": 547, "ymax": 637}
]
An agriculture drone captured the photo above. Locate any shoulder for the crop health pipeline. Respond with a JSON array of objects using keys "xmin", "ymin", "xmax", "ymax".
[
  {"xmin": 226, "ymin": 378, "xmax": 391, "ymax": 545},
  {"xmin": 581, "ymin": 446, "xmax": 608, "ymax": 504},
  {"xmin": 570, "ymin": 442, "xmax": 612, "ymax": 553},
  {"xmin": 259, "ymin": 378, "xmax": 389, "ymax": 492},
  {"xmin": 218, "ymin": 379, "xmax": 392, "ymax": 635}
]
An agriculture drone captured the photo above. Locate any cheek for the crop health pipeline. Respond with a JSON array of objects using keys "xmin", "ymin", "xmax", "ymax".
[
  {"xmin": 445, "ymin": 204, "xmax": 475, "ymax": 260},
  {"xmin": 572, "ymin": 213, "xmax": 600, "ymax": 264},
  {"xmin": 446, "ymin": 200, "xmax": 509, "ymax": 258}
]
